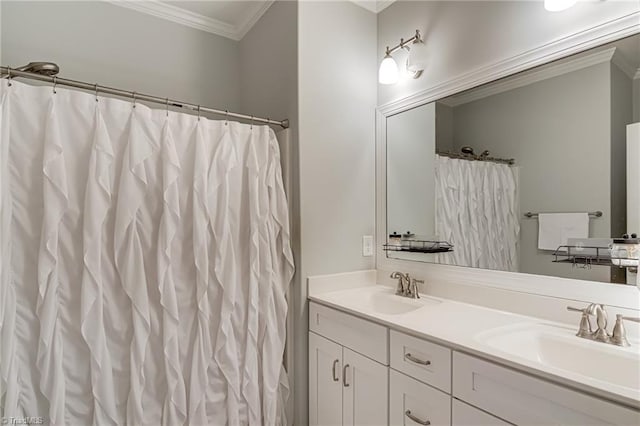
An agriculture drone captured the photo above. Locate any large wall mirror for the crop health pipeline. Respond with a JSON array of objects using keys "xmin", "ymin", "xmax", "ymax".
[{"xmin": 384, "ymin": 33, "xmax": 640, "ymax": 286}]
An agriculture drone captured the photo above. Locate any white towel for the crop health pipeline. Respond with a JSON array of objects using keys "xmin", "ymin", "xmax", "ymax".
[{"xmin": 538, "ymin": 213, "xmax": 589, "ymax": 251}]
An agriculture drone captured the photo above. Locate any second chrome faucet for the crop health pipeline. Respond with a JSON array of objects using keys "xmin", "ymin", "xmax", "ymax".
[
  {"xmin": 390, "ymin": 271, "xmax": 423, "ymax": 299},
  {"xmin": 567, "ymin": 303, "xmax": 640, "ymax": 347}
]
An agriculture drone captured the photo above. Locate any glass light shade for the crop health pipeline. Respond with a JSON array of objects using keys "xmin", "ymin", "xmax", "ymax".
[
  {"xmin": 544, "ymin": 0, "xmax": 577, "ymax": 12},
  {"xmin": 407, "ymin": 41, "xmax": 428, "ymax": 73},
  {"xmin": 379, "ymin": 55, "xmax": 399, "ymax": 85}
]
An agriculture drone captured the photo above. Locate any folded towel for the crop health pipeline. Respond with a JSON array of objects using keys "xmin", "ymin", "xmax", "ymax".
[{"xmin": 538, "ymin": 213, "xmax": 589, "ymax": 251}]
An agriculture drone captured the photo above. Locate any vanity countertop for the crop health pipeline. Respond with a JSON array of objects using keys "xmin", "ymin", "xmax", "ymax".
[{"xmin": 307, "ymin": 271, "xmax": 640, "ymax": 410}]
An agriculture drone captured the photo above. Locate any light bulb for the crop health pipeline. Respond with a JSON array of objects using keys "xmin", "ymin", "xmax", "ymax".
[
  {"xmin": 407, "ymin": 40, "xmax": 428, "ymax": 73},
  {"xmin": 544, "ymin": 0, "xmax": 577, "ymax": 12},
  {"xmin": 379, "ymin": 54, "xmax": 399, "ymax": 85}
]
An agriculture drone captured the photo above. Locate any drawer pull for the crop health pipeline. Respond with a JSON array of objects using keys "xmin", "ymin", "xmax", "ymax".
[
  {"xmin": 343, "ymin": 364, "xmax": 350, "ymax": 387},
  {"xmin": 332, "ymin": 359, "xmax": 339, "ymax": 382},
  {"xmin": 405, "ymin": 353, "xmax": 431, "ymax": 366},
  {"xmin": 405, "ymin": 410, "xmax": 430, "ymax": 425}
]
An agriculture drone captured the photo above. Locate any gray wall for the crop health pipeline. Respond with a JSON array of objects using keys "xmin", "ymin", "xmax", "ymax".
[
  {"xmin": 1, "ymin": 1, "xmax": 241, "ymax": 111},
  {"xmin": 237, "ymin": 3, "xmax": 299, "ymax": 422},
  {"xmin": 378, "ymin": 1, "xmax": 640, "ymax": 106},
  {"xmin": 450, "ymin": 63, "xmax": 613, "ymax": 282},
  {"xmin": 297, "ymin": 1, "xmax": 377, "ymax": 424}
]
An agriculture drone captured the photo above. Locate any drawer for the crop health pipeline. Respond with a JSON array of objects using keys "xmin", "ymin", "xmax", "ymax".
[
  {"xmin": 452, "ymin": 399, "xmax": 511, "ymax": 426},
  {"xmin": 390, "ymin": 369, "xmax": 451, "ymax": 426},
  {"xmin": 309, "ymin": 302, "xmax": 388, "ymax": 364},
  {"xmin": 390, "ymin": 330, "xmax": 452, "ymax": 393},
  {"xmin": 453, "ymin": 352, "xmax": 640, "ymax": 425}
]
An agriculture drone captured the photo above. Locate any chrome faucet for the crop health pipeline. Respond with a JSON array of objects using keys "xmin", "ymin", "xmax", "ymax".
[
  {"xmin": 390, "ymin": 272, "xmax": 423, "ymax": 299},
  {"xmin": 567, "ymin": 304, "xmax": 640, "ymax": 346},
  {"xmin": 391, "ymin": 271, "xmax": 410, "ymax": 296}
]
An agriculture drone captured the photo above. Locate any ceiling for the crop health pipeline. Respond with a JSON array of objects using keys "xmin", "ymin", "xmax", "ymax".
[{"xmin": 108, "ymin": 1, "xmax": 396, "ymax": 41}]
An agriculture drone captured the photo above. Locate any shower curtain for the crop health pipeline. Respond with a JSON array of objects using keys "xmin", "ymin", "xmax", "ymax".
[
  {"xmin": 0, "ymin": 80, "xmax": 294, "ymax": 426},
  {"xmin": 435, "ymin": 155, "xmax": 519, "ymax": 272}
]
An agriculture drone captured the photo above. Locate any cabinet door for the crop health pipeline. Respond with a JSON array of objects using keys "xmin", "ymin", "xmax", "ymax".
[
  {"xmin": 452, "ymin": 399, "xmax": 511, "ymax": 426},
  {"xmin": 389, "ymin": 369, "xmax": 451, "ymax": 426},
  {"xmin": 343, "ymin": 348, "xmax": 389, "ymax": 426},
  {"xmin": 309, "ymin": 332, "xmax": 343, "ymax": 426},
  {"xmin": 453, "ymin": 352, "xmax": 640, "ymax": 425}
]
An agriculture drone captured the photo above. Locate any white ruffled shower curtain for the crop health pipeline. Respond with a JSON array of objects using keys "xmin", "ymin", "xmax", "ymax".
[
  {"xmin": 435, "ymin": 155, "xmax": 519, "ymax": 272},
  {"xmin": 0, "ymin": 80, "xmax": 294, "ymax": 426}
]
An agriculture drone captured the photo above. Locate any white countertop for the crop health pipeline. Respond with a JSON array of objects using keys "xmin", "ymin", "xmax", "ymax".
[{"xmin": 308, "ymin": 271, "xmax": 640, "ymax": 410}]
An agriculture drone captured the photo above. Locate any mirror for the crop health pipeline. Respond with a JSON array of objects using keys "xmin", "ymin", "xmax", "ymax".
[{"xmin": 385, "ymin": 34, "xmax": 640, "ymax": 285}]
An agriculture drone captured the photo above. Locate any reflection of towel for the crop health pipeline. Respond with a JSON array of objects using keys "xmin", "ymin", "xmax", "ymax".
[{"xmin": 538, "ymin": 213, "xmax": 589, "ymax": 251}]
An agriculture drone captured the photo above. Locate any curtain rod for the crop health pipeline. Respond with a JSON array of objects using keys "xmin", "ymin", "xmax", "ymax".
[
  {"xmin": 0, "ymin": 66, "xmax": 289, "ymax": 129},
  {"xmin": 436, "ymin": 150, "xmax": 515, "ymax": 165}
]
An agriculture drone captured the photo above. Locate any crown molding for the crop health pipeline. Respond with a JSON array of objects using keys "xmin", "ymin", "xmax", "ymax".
[
  {"xmin": 236, "ymin": 1, "xmax": 275, "ymax": 40},
  {"xmin": 106, "ymin": 0, "xmax": 274, "ymax": 41},
  {"xmin": 441, "ymin": 48, "xmax": 617, "ymax": 107},
  {"xmin": 351, "ymin": 1, "xmax": 396, "ymax": 13},
  {"xmin": 611, "ymin": 48, "xmax": 638, "ymax": 80}
]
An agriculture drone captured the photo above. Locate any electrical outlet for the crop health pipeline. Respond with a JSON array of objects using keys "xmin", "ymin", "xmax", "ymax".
[{"xmin": 362, "ymin": 235, "xmax": 374, "ymax": 257}]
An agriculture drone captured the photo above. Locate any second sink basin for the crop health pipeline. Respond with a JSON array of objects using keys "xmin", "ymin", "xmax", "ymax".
[{"xmin": 476, "ymin": 322, "xmax": 640, "ymax": 392}]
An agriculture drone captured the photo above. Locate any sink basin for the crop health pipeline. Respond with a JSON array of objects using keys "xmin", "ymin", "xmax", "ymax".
[
  {"xmin": 366, "ymin": 291, "xmax": 425, "ymax": 315},
  {"xmin": 319, "ymin": 286, "xmax": 441, "ymax": 316},
  {"xmin": 476, "ymin": 322, "xmax": 640, "ymax": 391}
]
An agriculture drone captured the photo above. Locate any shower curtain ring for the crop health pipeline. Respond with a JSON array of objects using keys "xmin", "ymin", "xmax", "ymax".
[
  {"xmin": 132, "ymin": 92, "xmax": 137, "ymax": 108},
  {"xmin": 94, "ymin": 84, "xmax": 99, "ymax": 102},
  {"xmin": 6, "ymin": 68, "xmax": 11, "ymax": 86},
  {"xmin": 225, "ymin": 110, "xmax": 229, "ymax": 126},
  {"xmin": 165, "ymin": 98, "xmax": 169, "ymax": 117},
  {"xmin": 250, "ymin": 116, "xmax": 254, "ymax": 130},
  {"xmin": 52, "ymin": 76, "xmax": 57, "ymax": 94},
  {"xmin": 197, "ymin": 105, "xmax": 201, "ymax": 121}
]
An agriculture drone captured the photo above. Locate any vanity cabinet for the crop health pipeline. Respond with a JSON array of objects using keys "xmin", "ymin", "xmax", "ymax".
[
  {"xmin": 309, "ymin": 303, "xmax": 389, "ymax": 426},
  {"xmin": 309, "ymin": 302, "xmax": 640, "ymax": 426}
]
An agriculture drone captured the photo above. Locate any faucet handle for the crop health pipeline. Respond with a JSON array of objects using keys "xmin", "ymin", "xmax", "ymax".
[
  {"xmin": 410, "ymin": 278, "xmax": 424, "ymax": 299},
  {"xmin": 567, "ymin": 305, "xmax": 593, "ymax": 338},
  {"xmin": 611, "ymin": 314, "xmax": 640, "ymax": 346}
]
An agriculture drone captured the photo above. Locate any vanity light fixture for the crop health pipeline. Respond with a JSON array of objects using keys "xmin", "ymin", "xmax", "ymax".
[
  {"xmin": 544, "ymin": 0, "xmax": 577, "ymax": 12},
  {"xmin": 379, "ymin": 49, "xmax": 399, "ymax": 85},
  {"xmin": 379, "ymin": 29, "xmax": 426, "ymax": 85}
]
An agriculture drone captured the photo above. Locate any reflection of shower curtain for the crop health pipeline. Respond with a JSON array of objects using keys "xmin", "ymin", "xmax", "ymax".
[
  {"xmin": 0, "ymin": 80, "xmax": 294, "ymax": 425},
  {"xmin": 435, "ymin": 155, "xmax": 519, "ymax": 272}
]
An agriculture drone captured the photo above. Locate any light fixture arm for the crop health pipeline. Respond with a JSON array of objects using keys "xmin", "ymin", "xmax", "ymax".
[{"xmin": 385, "ymin": 29, "xmax": 423, "ymax": 56}]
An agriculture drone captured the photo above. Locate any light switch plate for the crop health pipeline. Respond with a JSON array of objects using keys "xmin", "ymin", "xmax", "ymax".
[{"xmin": 362, "ymin": 235, "xmax": 374, "ymax": 257}]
